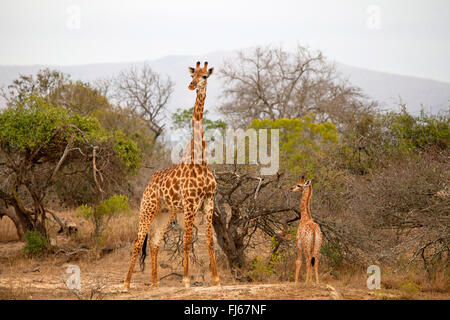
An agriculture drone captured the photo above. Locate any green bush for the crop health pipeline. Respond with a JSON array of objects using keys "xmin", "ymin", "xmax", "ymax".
[
  {"xmin": 400, "ymin": 280, "xmax": 421, "ymax": 296},
  {"xmin": 390, "ymin": 107, "xmax": 449, "ymax": 152},
  {"xmin": 78, "ymin": 194, "xmax": 131, "ymax": 238},
  {"xmin": 24, "ymin": 231, "xmax": 49, "ymax": 256},
  {"xmin": 246, "ymin": 256, "xmax": 273, "ymax": 282},
  {"xmin": 320, "ymin": 240, "xmax": 343, "ymax": 270}
]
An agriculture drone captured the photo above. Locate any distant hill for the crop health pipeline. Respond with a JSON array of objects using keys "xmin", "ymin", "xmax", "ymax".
[{"xmin": 1, "ymin": 51, "xmax": 449, "ymax": 118}]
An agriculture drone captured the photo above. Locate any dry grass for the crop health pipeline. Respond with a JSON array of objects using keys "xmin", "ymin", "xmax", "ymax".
[
  {"xmin": 0, "ymin": 216, "xmax": 19, "ymax": 242},
  {"xmin": 0, "ymin": 209, "xmax": 448, "ymax": 300}
]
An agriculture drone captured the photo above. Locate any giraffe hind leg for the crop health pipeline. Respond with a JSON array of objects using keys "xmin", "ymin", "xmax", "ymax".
[
  {"xmin": 313, "ymin": 229, "xmax": 322, "ymax": 284},
  {"xmin": 204, "ymin": 196, "xmax": 220, "ymax": 286},
  {"xmin": 302, "ymin": 231, "xmax": 314, "ymax": 284},
  {"xmin": 124, "ymin": 194, "xmax": 160, "ymax": 290}
]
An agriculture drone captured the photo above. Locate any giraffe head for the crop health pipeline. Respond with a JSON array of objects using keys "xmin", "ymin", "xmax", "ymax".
[
  {"xmin": 188, "ymin": 61, "xmax": 214, "ymax": 90},
  {"xmin": 290, "ymin": 176, "xmax": 311, "ymax": 192}
]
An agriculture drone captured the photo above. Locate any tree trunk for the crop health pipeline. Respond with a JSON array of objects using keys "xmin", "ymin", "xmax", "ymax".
[
  {"xmin": 0, "ymin": 205, "xmax": 34, "ymax": 240},
  {"xmin": 0, "ymin": 189, "xmax": 42, "ymax": 240},
  {"xmin": 212, "ymin": 211, "xmax": 246, "ymax": 278}
]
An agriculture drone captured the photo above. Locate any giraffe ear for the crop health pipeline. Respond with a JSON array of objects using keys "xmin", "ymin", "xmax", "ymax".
[
  {"xmin": 207, "ymin": 67, "xmax": 214, "ymax": 77},
  {"xmin": 305, "ymin": 180, "xmax": 311, "ymax": 185},
  {"xmin": 188, "ymin": 67, "xmax": 195, "ymax": 74}
]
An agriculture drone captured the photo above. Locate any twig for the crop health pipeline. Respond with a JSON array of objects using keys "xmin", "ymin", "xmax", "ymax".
[
  {"xmin": 254, "ymin": 177, "xmax": 263, "ymax": 200},
  {"xmin": 92, "ymin": 146, "xmax": 104, "ymax": 193},
  {"xmin": 47, "ymin": 135, "xmax": 74, "ymax": 185},
  {"xmin": 159, "ymin": 272, "xmax": 183, "ymax": 281}
]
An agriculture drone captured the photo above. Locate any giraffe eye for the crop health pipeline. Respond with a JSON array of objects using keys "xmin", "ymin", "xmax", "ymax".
[
  {"xmin": 202, "ymin": 75, "xmax": 207, "ymax": 79},
  {"xmin": 191, "ymin": 75, "xmax": 194, "ymax": 78}
]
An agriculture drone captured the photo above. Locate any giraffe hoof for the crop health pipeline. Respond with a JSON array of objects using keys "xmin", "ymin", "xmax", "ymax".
[
  {"xmin": 212, "ymin": 277, "xmax": 221, "ymax": 286},
  {"xmin": 148, "ymin": 282, "xmax": 159, "ymax": 289},
  {"xmin": 183, "ymin": 277, "xmax": 191, "ymax": 288},
  {"xmin": 123, "ymin": 282, "xmax": 130, "ymax": 292}
]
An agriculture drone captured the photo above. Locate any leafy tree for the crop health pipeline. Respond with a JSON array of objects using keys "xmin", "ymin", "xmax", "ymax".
[
  {"xmin": 0, "ymin": 95, "xmax": 141, "ymax": 238},
  {"xmin": 172, "ymin": 107, "xmax": 227, "ymax": 131},
  {"xmin": 250, "ymin": 115, "xmax": 338, "ymax": 175},
  {"xmin": 390, "ymin": 107, "xmax": 449, "ymax": 152}
]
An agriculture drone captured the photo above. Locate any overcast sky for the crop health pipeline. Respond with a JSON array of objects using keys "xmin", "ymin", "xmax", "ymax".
[{"xmin": 1, "ymin": 0, "xmax": 449, "ymax": 82}]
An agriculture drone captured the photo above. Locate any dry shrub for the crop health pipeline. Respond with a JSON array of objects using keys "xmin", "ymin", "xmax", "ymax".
[{"xmin": 337, "ymin": 153, "xmax": 449, "ymax": 267}]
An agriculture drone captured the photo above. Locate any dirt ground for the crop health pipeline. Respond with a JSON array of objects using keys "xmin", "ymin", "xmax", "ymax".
[
  {"xmin": 1, "ymin": 211, "xmax": 448, "ymax": 300},
  {"xmin": 1, "ymin": 240, "xmax": 448, "ymax": 300}
]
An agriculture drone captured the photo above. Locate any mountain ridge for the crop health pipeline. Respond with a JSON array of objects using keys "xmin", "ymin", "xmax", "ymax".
[{"xmin": 1, "ymin": 51, "xmax": 449, "ymax": 117}]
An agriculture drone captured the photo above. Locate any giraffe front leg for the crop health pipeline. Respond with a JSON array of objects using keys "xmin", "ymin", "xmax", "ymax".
[
  {"xmin": 204, "ymin": 197, "xmax": 220, "ymax": 286},
  {"xmin": 183, "ymin": 220, "xmax": 193, "ymax": 288},
  {"xmin": 181, "ymin": 196, "xmax": 202, "ymax": 288}
]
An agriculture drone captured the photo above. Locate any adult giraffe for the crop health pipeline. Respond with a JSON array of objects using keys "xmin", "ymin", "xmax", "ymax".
[{"xmin": 124, "ymin": 61, "xmax": 220, "ymax": 290}]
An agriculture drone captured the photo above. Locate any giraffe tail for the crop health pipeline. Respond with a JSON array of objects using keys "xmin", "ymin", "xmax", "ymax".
[
  {"xmin": 139, "ymin": 233, "xmax": 149, "ymax": 271},
  {"xmin": 310, "ymin": 231, "xmax": 316, "ymax": 267}
]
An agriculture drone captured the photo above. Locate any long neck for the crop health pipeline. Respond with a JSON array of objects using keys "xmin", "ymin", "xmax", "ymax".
[
  {"xmin": 191, "ymin": 87, "xmax": 206, "ymax": 164},
  {"xmin": 300, "ymin": 185, "xmax": 312, "ymax": 220},
  {"xmin": 192, "ymin": 87, "xmax": 206, "ymax": 126}
]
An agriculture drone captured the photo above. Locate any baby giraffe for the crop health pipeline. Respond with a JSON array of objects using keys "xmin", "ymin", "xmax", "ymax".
[{"xmin": 290, "ymin": 176, "xmax": 322, "ymax": 284}]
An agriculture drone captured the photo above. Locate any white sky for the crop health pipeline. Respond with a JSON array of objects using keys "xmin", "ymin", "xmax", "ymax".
[{"xmin": 0, "ymin": 0, "xmax": 449, "ymax": 82}]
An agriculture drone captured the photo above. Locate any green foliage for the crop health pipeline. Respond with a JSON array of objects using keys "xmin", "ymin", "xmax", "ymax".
[
  {"xmin": 0, "ymin": 94, "xmax": 142, "ymax": 173},
  {"xmin": 250, "ymin": 114, "xmax": 338, "ymax": 175},
  {"xmin": 337, "ymin": 108, "xmax": 450, "ymax": 175},
  {"xmin": 96, "ymin": 194, "xmax": 130, "ymax": 217},
  {"xmin": 247, "ymin": 256, "xmax": 273, "ymax": 282},
  {"xmin": 0, "ymin": 95, "xmax": 106, "ymax": 151},
  {"xmin": 400, "ymin": 280, "xmax": 421, "ymax": 296},
  {"xmin": 113, "ymin": 130, "xmax": 143, "ymax": 174},
  {"xmin": 390, "ymin": 107, "xmax": 449, "ymax": 152},
  {"xmin": 268, "ymin": 236, "xmax": 282, "ymax": 274},
  {"xmin": 77, "ymin": 194, "xmax": 130, "ymax": 238},
  {"xmin": 172, "ymin": 107, "xmax": 227, "ymax": 131},
  {"xmin": 320, "ymin": 240, "xmax": 343, "ymax": 270},
  {"xmin": 24, "ymin": 231, "xmax": 49, "ymax": 256},
  {"xmin": 96, "ymin": 107, "xmax": 157, "ymax": 157}
]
